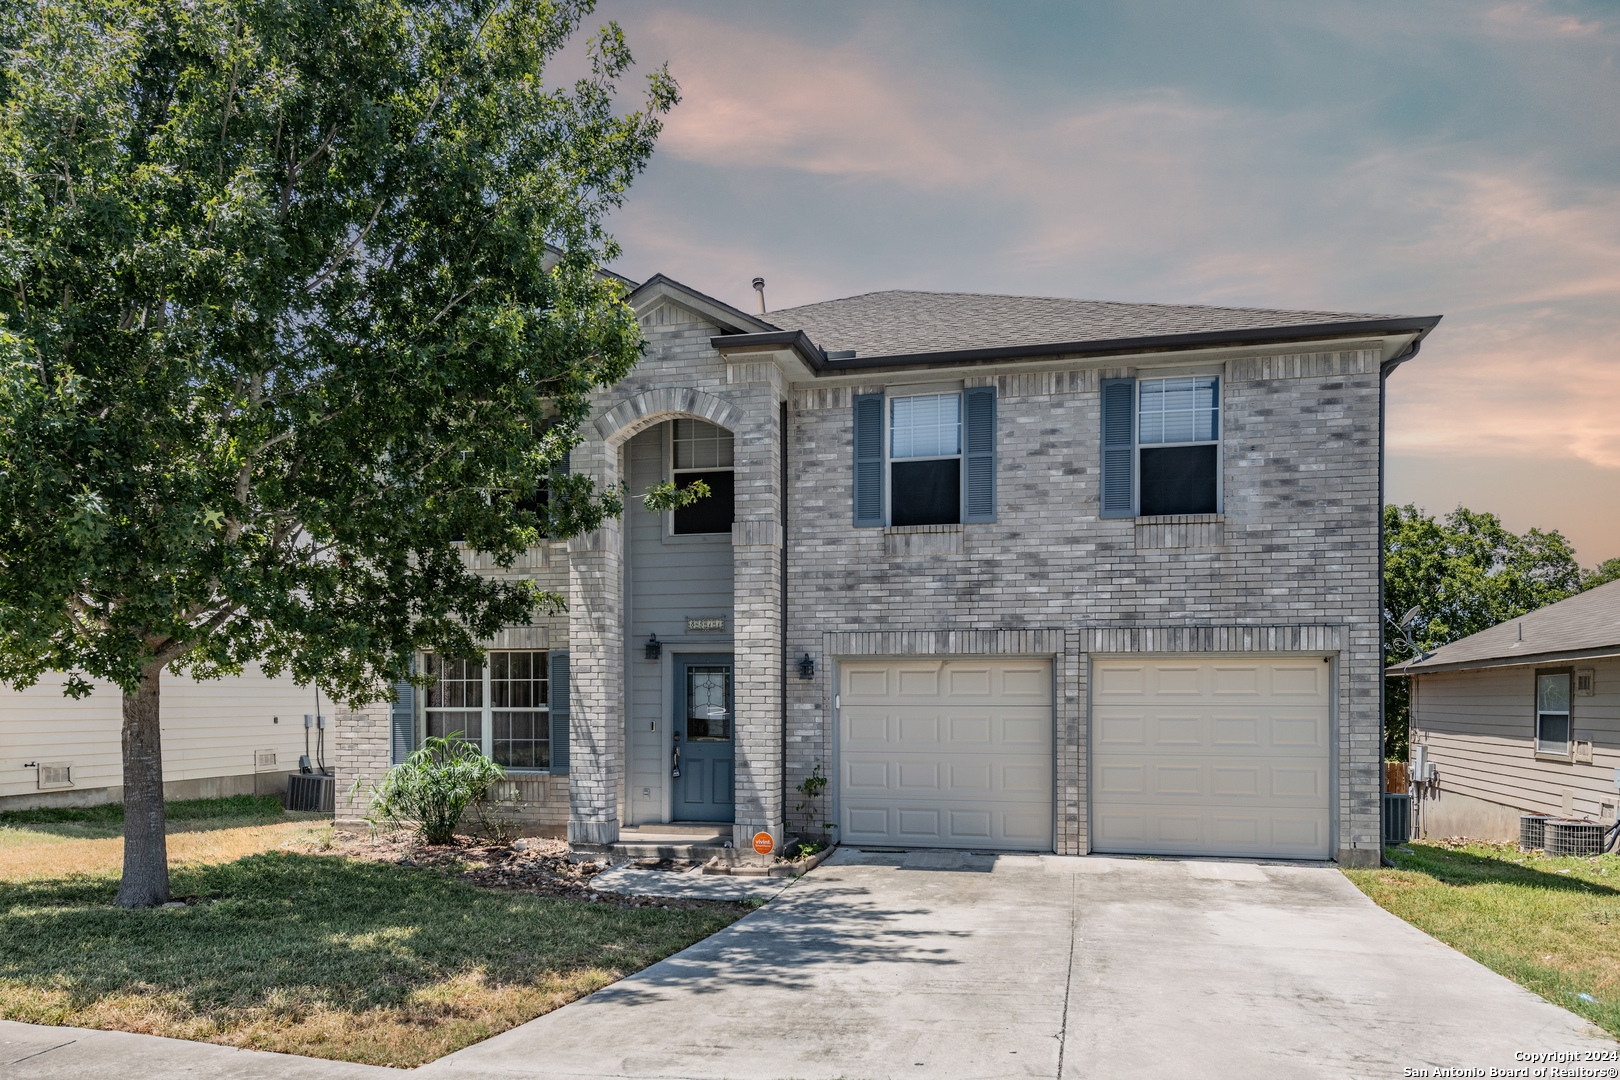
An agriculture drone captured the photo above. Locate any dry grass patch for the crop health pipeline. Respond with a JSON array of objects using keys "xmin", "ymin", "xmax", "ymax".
[
  {"xmin": 0, "ymin": 818, "xmax": 333, "ymax": 880},
  {"xmin": 1346, "ymin": 839, "xmax": 1620, "ymax": 1036},
  {"xmin": 1, "ymin": 820, "xmax": 748, "ymax": 1066}
]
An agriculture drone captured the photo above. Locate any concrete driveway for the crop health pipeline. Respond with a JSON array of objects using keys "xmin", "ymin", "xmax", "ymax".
[
  {"xmin": 416, "ymin": 847, "xmax": 1612, "ymax": 1080},
  {"xmin": 6, "ymin": 848, "xmax": 1611, "ymax": 1080}
]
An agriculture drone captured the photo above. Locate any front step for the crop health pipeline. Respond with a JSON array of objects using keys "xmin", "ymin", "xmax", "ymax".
[{"xmin": 571, "ymin": 824, "xmax": 735, "ymax": 863}]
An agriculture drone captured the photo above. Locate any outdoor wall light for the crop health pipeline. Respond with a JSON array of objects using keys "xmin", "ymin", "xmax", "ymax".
[
  {"xmin": 645, "ymin": 633, "xmax": 662, "ymax": 660},
  {"xmin": 797, "ymin": 653, "xmax": 815, "ymax": 680}
]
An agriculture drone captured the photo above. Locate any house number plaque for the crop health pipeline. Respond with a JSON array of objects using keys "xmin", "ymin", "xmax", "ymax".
[{"xmin": 686, "ymin": 618, "xmax": 724, "ymax": 631}]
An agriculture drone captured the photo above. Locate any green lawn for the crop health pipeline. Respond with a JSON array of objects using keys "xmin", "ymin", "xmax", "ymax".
[
  {"xmin": 0, "ymin": 799, "xmax": 747, "ymax": 1066},
  {"xmin": 0, "ymin": 793, "xmax": 289, "ymax": 827},
  {"xmin": 1345, "ymin": 839, "xmax": 1620, "ymax": 1036}
]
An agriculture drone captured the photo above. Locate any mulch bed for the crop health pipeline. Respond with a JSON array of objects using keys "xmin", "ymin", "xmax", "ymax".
[{"xmin": 297, "ymin": 831, "xmax": 751, "ymax": 912}]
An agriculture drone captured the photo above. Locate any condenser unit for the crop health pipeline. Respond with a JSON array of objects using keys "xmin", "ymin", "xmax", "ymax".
[{"xmin": 285, "ymin": 773, "xmax": 335, "ymax": 813}]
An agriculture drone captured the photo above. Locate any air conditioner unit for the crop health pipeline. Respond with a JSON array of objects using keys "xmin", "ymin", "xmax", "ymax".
[{"xmin": 285, "ymin": 773, "xmax": 335, "ymax": 813}]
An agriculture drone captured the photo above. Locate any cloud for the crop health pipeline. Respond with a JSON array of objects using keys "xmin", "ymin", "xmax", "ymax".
[{"xmin": 598, "ymin": 2, "xmax": 1620, "ymax": 478}]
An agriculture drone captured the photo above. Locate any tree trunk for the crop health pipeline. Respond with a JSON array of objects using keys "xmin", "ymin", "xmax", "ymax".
[{"xmin": 116, "ymin": 661, "xmax": 170, "ymax": 908}]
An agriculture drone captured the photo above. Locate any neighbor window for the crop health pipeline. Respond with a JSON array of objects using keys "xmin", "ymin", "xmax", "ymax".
[
  {"xmin": 1536, "ymin": 670, "xmax": 1572, "ymax": 757},
  {"xmin": 1099, "ymin": 375, "xmax": 1221, "ymax": 518},
  {"xmin": 671, "ymin": 419, "xmax": 735, "ymax": 535},
  {"xmin": 423, "ymin": 651, "xmax": 550, "ymax": 768},
  {"xmin": 889, "ymin": 393, "xmax": 962, "ymax": 527}
]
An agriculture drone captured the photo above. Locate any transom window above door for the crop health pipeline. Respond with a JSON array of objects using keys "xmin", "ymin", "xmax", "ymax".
[{"xmin": 671, "ymin": 419, "xmax": 735, "ymax": 535}]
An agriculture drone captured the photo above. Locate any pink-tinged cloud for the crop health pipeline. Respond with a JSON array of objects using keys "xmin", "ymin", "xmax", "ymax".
[{"xmin": 587, "ymin": 1, "xmax": 1619, "ymax": 552}]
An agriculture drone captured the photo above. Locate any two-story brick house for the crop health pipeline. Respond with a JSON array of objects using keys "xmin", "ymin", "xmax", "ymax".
[{"xmin": 337, "ymin": 271, "xmax": 1440, "ymax": 868}]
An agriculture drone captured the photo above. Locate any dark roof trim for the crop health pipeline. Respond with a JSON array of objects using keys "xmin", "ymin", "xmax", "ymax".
[
  {"xmin": 628, "ymin": 273, "xmax": 779, "ymax": 335},
  {"xmin": 1388, "ymin": 645, "xmax": 1620, "ymax": 676},
  {"xmin": 713, "ymin": 314, "xmax": 1441, "ymax": 376},
  {"xmin": 707, "ymin": 329, "xmax": 828, "ymax": 371}
]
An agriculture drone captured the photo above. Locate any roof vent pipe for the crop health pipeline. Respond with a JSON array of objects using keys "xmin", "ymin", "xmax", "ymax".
[{"xmin": 752, "ymin": 277, "xmax": 766, "ymax": 315}]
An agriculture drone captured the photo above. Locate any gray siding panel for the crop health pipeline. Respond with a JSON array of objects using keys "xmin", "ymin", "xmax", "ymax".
[
  {"xmin": 1412, "ymin": 659, "xmax": 1620, "ymax": 820},
  {"xmin": 625, "ymin": 425, "xmax": 734, "ymax": 824}
]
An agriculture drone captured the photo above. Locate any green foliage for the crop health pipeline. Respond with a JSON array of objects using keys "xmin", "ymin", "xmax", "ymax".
[
  {"xmin": 0, "ymin": 793, "xmax": 284, "ymax": 825},
  {"xmin": 1383, "ymin": 505, "xmax": 1584, "ymax": 759},
  {"xmin": 1586, "ymin": 558, "xmax": 1620, "ymax": 592},
  {"xmin": 794, "ymin": 762, "xmax": 828, "ymax": 835},
  {"xmin": 0, "ymin": 0, "xmax": 681, "ymax": 704},
  {"xmin": 363, "ymin": 734, "xmax": 504, "ymax": 844}
]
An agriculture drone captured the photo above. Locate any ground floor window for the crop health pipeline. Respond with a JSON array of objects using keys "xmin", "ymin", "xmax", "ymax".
[
  {"xmin": 1536, "ymin": 669, "xmax": 1571, "ymax": 757},
  {"xmin": 423, "ymin": 651, "xmax": 550, "ymax": 769}
]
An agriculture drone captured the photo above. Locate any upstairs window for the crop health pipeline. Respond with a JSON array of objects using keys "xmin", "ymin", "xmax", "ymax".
[
  {"xmin": 890, "ymin": 393, "xmax": 962, "ymax": 526},
  {"xmin": 671, "ymin": 419, "xmax": 735, "ymax": 535},
  {"xmin": 851, "ymin": 388, "xmax": 996, "ymax": 528},
  {"xmin": 1536, "ymin": 670, "xmax": 1572, "ymax": 758},
  {"xmin": 1100, "ymin": 375, "xmax": 1221, "ymax": 518}
]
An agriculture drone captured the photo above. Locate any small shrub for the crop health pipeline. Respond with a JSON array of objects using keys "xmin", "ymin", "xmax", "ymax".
[{"xmin": 361, "ymin": 735, "xmax": 504, "ymax": 845}]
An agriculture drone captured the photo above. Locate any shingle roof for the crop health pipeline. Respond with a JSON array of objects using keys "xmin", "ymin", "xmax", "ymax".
[
  {"xmin": 1396, "ymin": 579, "xmax": 1620, "ymax": 673},
  {"xmin": 763, "ymin": 290, "xmax": 1404, "ymax": 359}
]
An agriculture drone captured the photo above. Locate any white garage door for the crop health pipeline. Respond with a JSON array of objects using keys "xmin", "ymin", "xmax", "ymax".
[
  {"xmin": 1091, "ymin": 657, "xmax": 1332, "ymax": 859},
  {"xmin": 838, "ymin": 658, "xmax": 1053, "ymax": 851}
]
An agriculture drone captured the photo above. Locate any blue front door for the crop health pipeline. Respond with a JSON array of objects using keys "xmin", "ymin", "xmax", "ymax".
[{"xmin": 674, "ymin": 655, "xmax": 734, "ymax": 822}]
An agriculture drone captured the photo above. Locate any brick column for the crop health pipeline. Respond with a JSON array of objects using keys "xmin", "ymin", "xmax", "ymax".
[
  {"xmin": 334, "ymin": 709, "xmax": 387, "ymax": 833},
  {"xmin": 730, "ymin": 390, "xmax": 786, "ymax": 853},
  {"xmin": 567, "ymin": 437, "xmax": 625, "ymax": 846}
]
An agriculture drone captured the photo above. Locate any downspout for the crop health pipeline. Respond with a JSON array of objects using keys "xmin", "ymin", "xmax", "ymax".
[
  {"xmin": 780, "ymin": 399, "xmax": 789, "ymax": 838},
  {"xmin": 1378, "ymin": 337, "xmax": 1423, "ymax": 866}
]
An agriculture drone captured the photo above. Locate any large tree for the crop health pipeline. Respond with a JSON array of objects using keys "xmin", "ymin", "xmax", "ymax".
[
  {"xmin": 0, "ymin": 0, "xmax": 682, "ymax": 906},
  {"xmin": 1383, "ymin": 505, "xmax": 1584, "ymax": 759}
]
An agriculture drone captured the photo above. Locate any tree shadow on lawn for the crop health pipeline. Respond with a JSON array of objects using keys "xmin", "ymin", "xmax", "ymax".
[
  {"xmin": 1392, "ymin": 843, "xmax": 1620, "ymax": 896},
  {"xmin": 0, "ymin": 853, "xmax": 740, "ymax": 1023}
]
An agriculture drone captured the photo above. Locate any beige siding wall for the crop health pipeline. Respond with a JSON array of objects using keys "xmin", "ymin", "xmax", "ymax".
[
  {"xmin": 1411, "ymin": 658, "xmax": 1620, "ymax": 822},
  {"xmin": 2, "ymin": 665, "xmax": 318, "ymax": 807}
]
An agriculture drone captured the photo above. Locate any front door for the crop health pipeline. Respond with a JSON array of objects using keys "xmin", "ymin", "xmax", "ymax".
[{"xmin": 674, "ymin": 655, "xmax": 735, "ymax": 822}]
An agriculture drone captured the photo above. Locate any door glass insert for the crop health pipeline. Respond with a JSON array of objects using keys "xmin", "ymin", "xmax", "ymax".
[{"xmin": 686, "ymin": 666, "xmax": 732, "ymax": 741}]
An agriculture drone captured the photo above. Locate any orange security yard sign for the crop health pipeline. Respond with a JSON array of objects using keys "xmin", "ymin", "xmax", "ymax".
[{"xmin": 752, "ymin": 832, "xmax": 774, "ymax": 856}]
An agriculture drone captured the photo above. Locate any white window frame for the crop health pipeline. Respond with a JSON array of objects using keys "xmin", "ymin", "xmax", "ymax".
[
  {"xmin": 666, "ymin": 419, "xmax": 735, "ymax": 537},
  {"xmin": 884, "ymin": 391, "xmax": 964, "ymax": 527},
  {"xmin": 419, "ymin": 650, "xmax": 552, "ymax": 772},
  {"xmin": 1535, "ymin": 668, "xmax": 1573, "ymax": 761},
  {"xmin": 1134, "ymin": 374, "xmax": 1223, "ymax": 516}
]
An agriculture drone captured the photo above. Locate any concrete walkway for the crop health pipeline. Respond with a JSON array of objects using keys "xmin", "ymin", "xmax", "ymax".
[{"xmin": 5, "ymin": 849, "xmax": 1612, "ymax": 1078}]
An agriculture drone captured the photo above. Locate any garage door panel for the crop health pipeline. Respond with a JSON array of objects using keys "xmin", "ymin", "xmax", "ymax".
[
  {"xmin": 839, "ymin": 659, "xmax": 1052, "ymax": 851},
  {"xmin": 1093, "ymin": 657, "xmax": 1331, "ymax": 859},
  {"xmin": 1099, "ymin": 715, "xmax": 1146, "ymax": 746}
]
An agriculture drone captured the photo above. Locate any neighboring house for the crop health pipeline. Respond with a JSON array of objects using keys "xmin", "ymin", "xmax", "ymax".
[
  {"xmin": 1, "ymin": 666, "xmax": 322, "ymax": 811},
  {"xmin": 337, "ymin": 273, "xmax": 1441, "ymax": 867},
  {"xmin": 1394, "ymin": 579, "xmax": 1620, "ymax": 841}
]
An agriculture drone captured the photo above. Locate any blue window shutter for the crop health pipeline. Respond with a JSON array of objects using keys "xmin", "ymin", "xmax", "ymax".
[
  {"xmin": 390, "ymin": 664, "xmax": 415, "ymax": 765},
  {"xmin": 1100, "ymin": 378, "xmax": 1136, "ymax": 518},
  {"xmin": 853, "ymin": 393, "xmax": 884, "ymax": 527},
  {"xmin": 963, "ymin": 386, "xmax": 997, "ymax": 523},
  {"xmin": 549, "ymin": 650, "xmax": 569, "ymax": 774}
]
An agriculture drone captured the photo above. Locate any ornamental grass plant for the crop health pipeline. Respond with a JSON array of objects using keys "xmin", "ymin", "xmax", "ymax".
[{"xmin": 362, "ymin": 735, "xmax": 506, "ymax": 845}]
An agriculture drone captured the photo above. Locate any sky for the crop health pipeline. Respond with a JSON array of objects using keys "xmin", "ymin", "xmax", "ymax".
[{"xmin": 558, "ymin": 1, "xmax": 1620, "ymax": 566}]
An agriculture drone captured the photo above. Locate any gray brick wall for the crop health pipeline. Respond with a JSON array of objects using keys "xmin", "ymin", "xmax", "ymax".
[{"xmin": 338, "ymin": 283, "xmax": 1389, "ymax": 867}]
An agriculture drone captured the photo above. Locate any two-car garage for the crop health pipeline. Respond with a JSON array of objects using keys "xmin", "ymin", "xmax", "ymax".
[{"xmin": 835, "ymin": 654, "xmax": 1333, "ymax": 859}]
